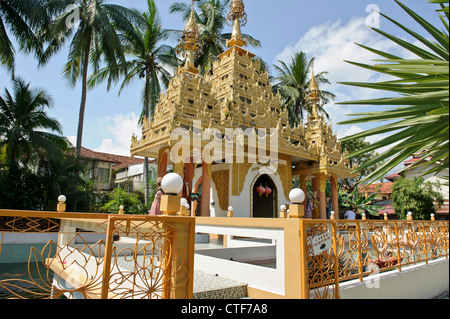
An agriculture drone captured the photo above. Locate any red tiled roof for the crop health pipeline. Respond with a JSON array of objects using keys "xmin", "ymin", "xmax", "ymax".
[
  {"xmin": 76, "ymin": 147, "xmax": 145, "ymax": 171},
  {"xmin": 436, "ymin": 200, "xmax": 449, "ymax": 215},
  {"xmin": 377, "ymin": 205, "xmax": 396, "ymax": 215},
  {"xmin": 385, "ymin": 174, "xmax": 400, "ymax": 181},
  {"xmin": 360, "ymin": 182, "xmax": 394, "ymax": 195}
]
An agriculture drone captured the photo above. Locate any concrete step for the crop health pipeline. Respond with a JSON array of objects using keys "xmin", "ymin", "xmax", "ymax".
[{"xmin": 193, "ymin": 270, "xmax": 248, "ymax": 299}]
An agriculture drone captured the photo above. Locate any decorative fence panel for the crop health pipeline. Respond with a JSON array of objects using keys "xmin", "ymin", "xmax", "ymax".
[
  {"xmin": 0, "ymin": 210, "xmax": 195, "ymax": 299},
  {"xmin": 300, "ymin": 219, "xmax": 449, "ymax": 299}
]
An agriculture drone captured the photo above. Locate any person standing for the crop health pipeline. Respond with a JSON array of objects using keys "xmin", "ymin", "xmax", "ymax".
[
  {"xmin": 344, "ymin": 208, "xmax": 356, "ymax": 220},
  {"xmin": 149, "ymin": 177, "xmax": 164, "ymax": 215}
]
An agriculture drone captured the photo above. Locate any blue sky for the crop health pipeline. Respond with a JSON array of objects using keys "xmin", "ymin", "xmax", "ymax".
[{"xmin": 0, "ymin": 0, "xmax": 444, "ymax": 160}]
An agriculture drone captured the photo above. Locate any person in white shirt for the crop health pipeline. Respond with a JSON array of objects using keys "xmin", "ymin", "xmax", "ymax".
[{"xmin": 345, "ymin": 208, "xmax": 356, "ymax": 220}]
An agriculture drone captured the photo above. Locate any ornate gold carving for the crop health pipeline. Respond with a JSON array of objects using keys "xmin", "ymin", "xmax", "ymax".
[
  {"xmin": 212, "ymin": 170, "xmax": 229, "ymax": 210},
  {"xmin": 232, "ymin": 162, "xmax": 253, "ymax": 196},
  {"xmin": 318, "ymin": 172, "xmax": 328, "ymax": 193},
  {"xmin": 277, "ymin": 154, "xmax": 292, "ymax": 200}
]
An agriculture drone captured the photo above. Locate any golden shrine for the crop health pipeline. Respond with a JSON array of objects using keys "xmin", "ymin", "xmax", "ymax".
[{"xmin": 130, "ymin": 0, "xmax": 355, "ymax": 219}]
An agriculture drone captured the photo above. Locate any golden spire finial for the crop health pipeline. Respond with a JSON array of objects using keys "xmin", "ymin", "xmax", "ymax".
[
  {"xmin": 309, "ymin": 62, "xmax": 319, "ymax": 92},
  {"xmin": 176, "ymin": 0, "xmax": 200, "ymax": 72},
  {"xmin": 226, "ymin": 0, "xmax": 247, "ymax": 47},
  {"xmin": 308, "ymin": 62, "xmax": 320, "ymax": 119}
]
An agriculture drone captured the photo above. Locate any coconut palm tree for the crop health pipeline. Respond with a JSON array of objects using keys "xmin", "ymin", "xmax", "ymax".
[
  {"xmin": 169, "ymin": 0, "xmax": 260, "ymax": 74},
  {"xmin": 0, "ymin": 78, "xmax": 69, "ymax": 166},
  {"xmin": 38, "ymin": 153, "xmax": 99, "ymax": 211},
  {"xmin": 0, "ymin": 0, "xmax": 44, "ymax": 78},
  {"xmin": 338, "ymin": 0, "xmax": 449, "ymax": 184},
  {"xmin": 273, "ymin": 52, "xmax": 336, "ymax": 126},
  {"xmin": 88, "ymin": 0, "xmax": 179, "ymax": 204},
  {"xmin": 38, "ymin": 0, "xmax": 144, "ymax": 158}
]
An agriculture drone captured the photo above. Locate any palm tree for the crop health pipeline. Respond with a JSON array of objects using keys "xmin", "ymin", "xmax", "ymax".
[
  {"xmin": 338, "ymin": 0, "xmax": 449, "ymax": 184},
  {"xmin": 273, "ymin": 52, "xmax": 335, "ymax": 126},
  {"xmin": 38, "ymin": 153, "xmax": 99, "ymax": 211},
  {"xmin": 38, "ymin": 0, "xmax": 144, "ymax": 158},
  {"xmin": 0, "ymin": 78, "xmax": 69, "ymax": 166},
  {"xmin": 339, "ymin": 186, "xmax": 383, "ymax": 217},
  {"xmin": 169, "ymin": 0, "xmax": 260, "ymax": 74},
  {"xmin": 0, "ymin": 0, "xmax": 44, "ymax": 78},
  {"xmin": 88, "ymin": 0, "xmax": 178, "ymax": 204}
]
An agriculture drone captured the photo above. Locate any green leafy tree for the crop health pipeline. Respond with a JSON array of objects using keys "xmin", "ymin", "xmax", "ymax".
[
  {"xmin": 38, "ymin": 153, "xmax": 99, "ymax": 211},
  {"xmin": 0, "ymin": 78, "xmax": 69, "ymax": 166},
  {"xmin": 392, "ymin": 177, "xmax": 444, "ymax": 220},
  {"xmin": 0, "ymin": 163, "xmax": 45, "ymax": 210},
  {"xmin": 338, "ymin": 1, "xmax": 449, "ymax": 185},
  {"xmin": 88, "ymin": 0, "xmax": 178, "ymax": 205},
  {"xmin": 0, "ymin": 0, "xmax": 44, "ymax": 78},
  {"xmin": 273, "ymin": 52, "xmax": 335, "ymax": 126},
  {"xmin": 339, "ymin": 186, "xmax": 383, "ymax": 217},
  {"xmin": 169, "ymin": 0, "xmax": 260, "ymax": 74},
  {"xmin": 340, "ymin": 137, "xmax": 384, "ymax": 192},
  {"xmin": 39, "ymin": 0, "xmax": 144, "ymax": 158},
  {"xmin": 100, "ymin": 188, "xmax": 142, "ymax": 215}
]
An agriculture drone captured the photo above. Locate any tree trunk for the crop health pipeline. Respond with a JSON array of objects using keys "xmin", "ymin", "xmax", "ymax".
[
  {"xmin": 73, "ymin": 36, "xmax": 91, "ymax": 212},
  {"xmin": 143, "ymin": 70, "xmax": 151, "ymax": 205},
  {"xmin": 76, "ymin": 38, "xmax": 92, "ymax": 159}
]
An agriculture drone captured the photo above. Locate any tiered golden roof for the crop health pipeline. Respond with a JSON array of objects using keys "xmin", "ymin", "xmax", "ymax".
[{"xmin": 130, "ymin": 0, "xmax": 355, "ymax": 179}]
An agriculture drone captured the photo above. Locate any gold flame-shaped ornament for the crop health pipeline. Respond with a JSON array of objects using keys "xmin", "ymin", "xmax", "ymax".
[{"xmin": 226, "ymin": 0, "xmax": 248, "ymax": 47}]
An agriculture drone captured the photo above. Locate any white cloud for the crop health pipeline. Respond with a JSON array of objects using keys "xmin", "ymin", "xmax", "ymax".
[
  {"xmin": 94, "ymin": 112, "xmax": 141, "ymax": 156},
  {"xmin": 275, "ymin": 17, "xmax": 397, "ymax": 85},
  {"xmin": 67, "ymin": 136, "xmax": 76, "ymax": 147},
  {"xmin": 275, "ymin": 15, "xmax": 414, "ymax": 143},
  {"xmin": 337, "ymin": 125, "xmax": 364, "ymax": 139}
]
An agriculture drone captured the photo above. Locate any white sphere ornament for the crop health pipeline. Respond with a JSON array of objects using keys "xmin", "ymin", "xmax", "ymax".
[
  {"xmin": 58, "ymin": 195, "xmax": 66, "ymax": 202},
  {"xmin": 280, "ymin": 205, "xmax": 287, "ymax": 210},
  {"xmin": 161, "ymin": 173, "xmax": 184, "ymax": 195},
  {"xmin": 228, "ymin": 206, "xmax": 233, "ymax": 211},
  {"xmin": 180, "ymin": 198, "xmax": 188, "ymax": 206},
  {"xmin": 289, "ymin": 188, "xmax": 305, "ymax": 204}
]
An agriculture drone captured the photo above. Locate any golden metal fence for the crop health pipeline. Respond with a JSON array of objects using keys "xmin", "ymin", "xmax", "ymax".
[
  {"xmin": 300, "ymin": 219, "xmax": 449, "ymax": 299},
  {"xmin": 0, "ymin": 210, "xmax": 195, "ymax": 299}
]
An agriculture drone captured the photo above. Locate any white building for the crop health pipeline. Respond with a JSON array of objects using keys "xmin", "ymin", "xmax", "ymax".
[{"xmin": 115, "ymin": 160, "xmax": 158, "ymax": 192}]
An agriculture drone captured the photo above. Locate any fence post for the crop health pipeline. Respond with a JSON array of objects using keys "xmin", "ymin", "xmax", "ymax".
[
  {"xmin": 227, "ymin": 206, "xmax": 234, "ymax": 218},
  {"xmin": 162, "ymin": 223, "xmax": 175, "ymax": 299},
  {"xmin": 393, "ymin": 221, "xmax": 402, "ymax": 272},
  {"xmin": 299, "ymin": 219, "xmax": 309, "ymax": 299},
  {"xmin": 101, "ymin": 215, "xmax": 115, "ymax": 299},
  {"xmin": 422, "ymin": 221, "xmax": 429, "ymax": 264},
  {"xmin": 280, "ymin": 205, "xmax": 287, "ymax": 219},
  {"xmin": 330, "ymin": 211, "xmax": 336, "ymax": 221},
  {"xmin": 331, "ymin": 220, "xmax": 340, "ymax": 299},
  {"xmin": 355, "ymin": 222, "xmax": 364, "ymax": 281},
  {"xmin": 57, "ymin": 195, "xmax": 66, "ymax": 213}
]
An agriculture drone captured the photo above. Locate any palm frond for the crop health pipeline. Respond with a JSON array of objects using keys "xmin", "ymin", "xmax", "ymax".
[{"xmin": 338, "ymin": 1, "xmax": 449, "ymax": 184}]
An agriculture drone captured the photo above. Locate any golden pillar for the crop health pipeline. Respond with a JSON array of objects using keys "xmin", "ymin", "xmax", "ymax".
[
  {"xmin": 157, "ymin": 148, "xmax": 169, "ymax": 178},
  {"xmin": 317, "ymin": 172, "xmax": 328, "ymax": 220},
  {"xmin": 299, "ymin": 175, "xmax": 307, "ymax": 196},
  {"xmin": 201, "ymin": 161, "xmax": 211, "ymax": 217},
  {"xmin": 330, "ymin": 173, "xmax": 339, "ymax": 216},
  {"xmin": 184, "ymin": 157, "xmax": 194, "ymax": 208}
]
